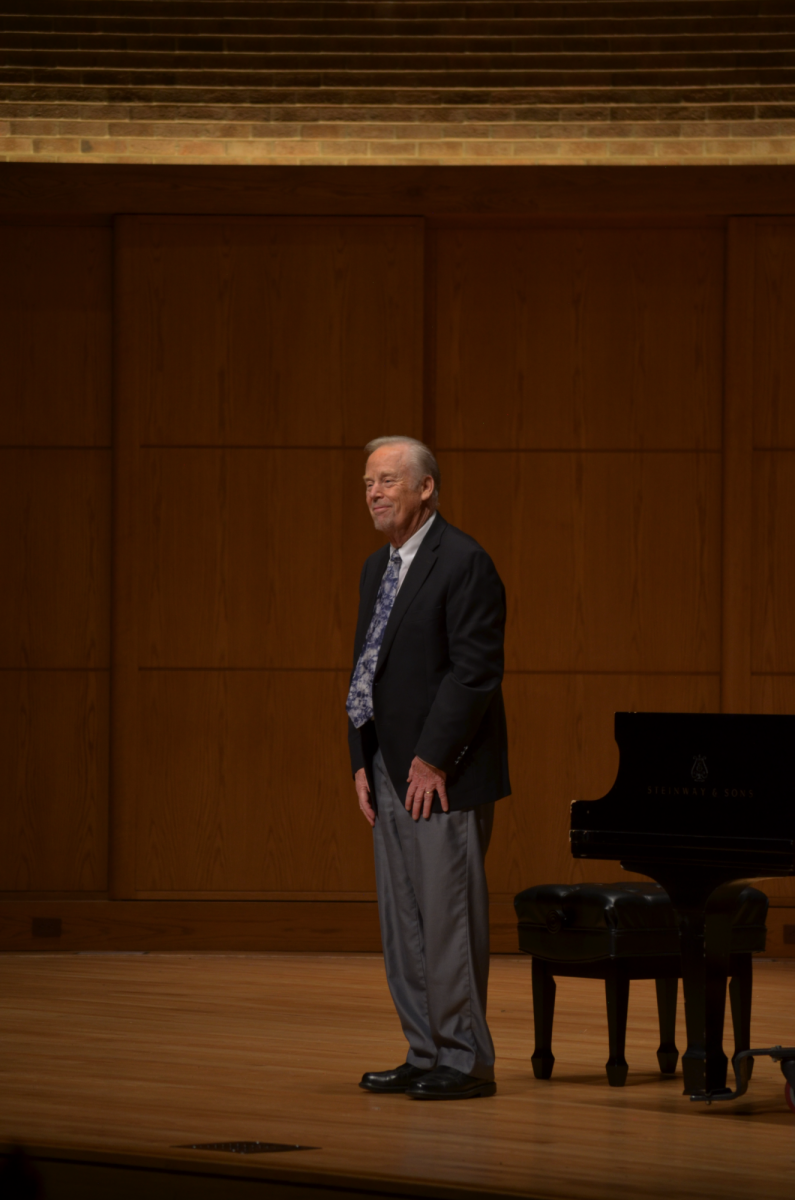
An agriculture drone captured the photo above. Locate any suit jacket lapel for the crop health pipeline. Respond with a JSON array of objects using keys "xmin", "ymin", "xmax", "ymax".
[{"xmin": 375, "ymin": 514, "xmax": 447, "ymax": 676}]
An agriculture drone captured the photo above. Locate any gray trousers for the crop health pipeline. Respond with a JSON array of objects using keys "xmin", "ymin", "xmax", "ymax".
[{"xmin": 371, "ymin": 748, "xmax": 496, "ymax": 1081}]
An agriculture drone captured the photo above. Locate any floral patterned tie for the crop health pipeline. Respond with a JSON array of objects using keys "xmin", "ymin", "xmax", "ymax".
[{"xmin": 346, "ymin": 548, "xmax": 402, "ymax": 729}]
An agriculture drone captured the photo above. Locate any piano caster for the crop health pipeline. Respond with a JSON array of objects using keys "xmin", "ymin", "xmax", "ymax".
[{"xmin": 690, "ymin": 1046, "xmax": 795, "ymax": 1107}]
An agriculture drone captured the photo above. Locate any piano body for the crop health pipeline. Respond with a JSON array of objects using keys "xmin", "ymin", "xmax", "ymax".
[{"xmin": 570, "ymin": 712, "xmax": 795, "ymax": 1098}]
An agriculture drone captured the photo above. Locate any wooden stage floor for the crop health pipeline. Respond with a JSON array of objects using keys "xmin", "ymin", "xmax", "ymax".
[{"xmin": 1, "ymin": 953, "xmax": 794, "ymax": 1200}]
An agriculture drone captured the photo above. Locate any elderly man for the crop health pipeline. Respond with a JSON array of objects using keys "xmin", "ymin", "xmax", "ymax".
[{"xmin": 347, "ymin": 435, "xmax": 510, "ymax": 1100}]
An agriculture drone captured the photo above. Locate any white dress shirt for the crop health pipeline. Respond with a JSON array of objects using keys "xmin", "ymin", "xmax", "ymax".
[{"xmin": 394, "ymin": 512, "xmax": 436, "ymax": 592}]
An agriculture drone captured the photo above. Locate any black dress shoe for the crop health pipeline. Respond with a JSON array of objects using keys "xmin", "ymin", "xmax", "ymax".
[
  {"xmin": 405, "ymin": 1066, "xmax": 496, "ymax": 1100},
  {"xmin": 359, "ymin": 1063, "xmax": 431, "ymax": 1093}
]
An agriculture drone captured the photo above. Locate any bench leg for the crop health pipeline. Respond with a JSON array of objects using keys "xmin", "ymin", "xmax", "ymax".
[
  {"xmin": 655, "ymin": 977, "xmax": 679, "ymax": 1074},
  {"xmin": 729, "ymin": 954, "xmax": 754, "ymax": 1080},
  {"xmin": 531, "ymin": 958, "xmax": 556, "ymax": 1080},
  {"xmin": 605, "ymin": 965, "xmax": 630, "ymax": 1087}
]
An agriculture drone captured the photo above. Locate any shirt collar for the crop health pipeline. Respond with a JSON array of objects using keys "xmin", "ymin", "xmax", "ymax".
[{"xmin": 395, "ymin": 511, "xmax": 436, "ymax": 561}]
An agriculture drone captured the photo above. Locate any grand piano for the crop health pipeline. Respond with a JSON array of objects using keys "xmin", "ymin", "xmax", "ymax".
[{"xmin": 570, "ymin": 712, "xmax": 795, "ymax": 1099}]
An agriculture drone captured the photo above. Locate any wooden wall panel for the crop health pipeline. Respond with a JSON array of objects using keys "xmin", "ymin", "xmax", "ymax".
[
  {"xmin": 0, "ymin": 220, "xmax": 112, "ymax": 900},
  {"xmin": 751, "ymin": 676, "xmax": 795, "ymax": 717},
  {"xmin": 754, "ymin": 223, "xmax": 795, "ymax": 450},
  {"xmin": 4, "ymin": 163, "xmax": 795, "ymax": 220},
  {"xmin": 128, "ymin": 217, "xmax": 423, "ymax": 447},
  {"xmin": 139, "ymin": 449, "xmax": 381, "ymax": 669},
  {"xmin": 136, "ymin": 671, "xmax": 373, "ymax": 895},
  {"xmin": 438, "ymin": 451, "xmax": 721, "ymax": 674},
  {"xmin": 0, "ymin": 671, "xmax": 109, "ymax": 892},
  {"xmin": 115, "ymin": 215, "xmax": 423, "ymax": 900},
  {"xmin": 487, "ymin": 672, "xmax": 720, "ymax": 897},
  {"xmin": 434, "ymin": 224, "xmax": 723, "ymax": 451},
  {"xmin": 752, "ymin": 452, "xmax": 795, "ymax": 674},
  {"xmin": 0, "ymin": 450, "xmax": 111, "ymax": 669},
  {"xmin": 0, "ymin": 223, "xmax": 112, "ymax": 448},
  {"xmin": 433, "ymin": 219, "xmax": 733, "ymax": 920},
  {"xmin": 0, "ymin": 899, "xmax": 382, "ymax": 951},
  {"xmin": 721, "ymin": 219, "xmax": 755, "ymax": 715},
  {"xmin": 6, "ymin": 205, "xmax": 793, "ymax": 945}
]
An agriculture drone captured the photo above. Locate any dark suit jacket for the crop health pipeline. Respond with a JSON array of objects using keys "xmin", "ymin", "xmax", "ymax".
[{"xmin": 348, "ymin": 513, "xmax": 511, "ymax": 813}]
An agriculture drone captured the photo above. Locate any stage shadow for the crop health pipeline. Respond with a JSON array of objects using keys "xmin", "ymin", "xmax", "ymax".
[
  {"xmin": 0, "ymin": 1145, "xmax": 45, "ymax": 1200},
  {"xmin": 692, "ymin": 1103, "xmax": 795, "ymax": 1126},
  {"xmin": 532, "ymin": 1071, "xmax": 682, "ymax": 1088}
]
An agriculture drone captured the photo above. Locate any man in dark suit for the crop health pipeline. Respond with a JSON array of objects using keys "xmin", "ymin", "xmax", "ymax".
[{"xmin": 347, "ymin": 435, "xmax": 510, "ymax": 1101}]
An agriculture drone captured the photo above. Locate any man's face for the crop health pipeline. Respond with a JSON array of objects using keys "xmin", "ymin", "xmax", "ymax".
[{"xmin": 364, "ymin": 445, "xmax": 433, "ymax": 544}]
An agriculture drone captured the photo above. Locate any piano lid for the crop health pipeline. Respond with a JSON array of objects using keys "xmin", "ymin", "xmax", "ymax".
[{"xmin": 570, "ymin": 711, "xmax": 795, "ymax": 843}]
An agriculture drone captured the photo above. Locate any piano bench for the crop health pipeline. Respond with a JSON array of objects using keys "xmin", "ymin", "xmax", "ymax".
[{"xmin": 514, "ymin": 882, "xmax": 768, "ymax": 1087}]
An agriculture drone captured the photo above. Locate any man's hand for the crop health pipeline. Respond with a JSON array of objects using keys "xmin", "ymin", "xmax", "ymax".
[
  {"xmin": 406, "ymin": 757, "xmax": 448, "ymax": 821},
  {"xmin": 355, "ymin": 767, "xmax": 376, "ymax": 827}
]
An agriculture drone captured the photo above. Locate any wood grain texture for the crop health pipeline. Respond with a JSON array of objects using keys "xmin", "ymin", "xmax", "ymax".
[
  {"xmin": 0, "ymin": 672, "xmax": 109, "ymax": 892},
  {"xmin": 721, "ymin": 220, "xmax": 755, "ymax": 714},
  {"xmin": 439, "ymin": 451, "xmax": 721, "ymax": 673},
  {"xmin": 752, "ymin": 674, "xmax": 795, "ymax": 715},
  {"xmin": 136, "ymin": 671, "xmax": 374, "ymax": 895},
  {"xmin": 126, "ymin": 217, "xmax": 423, "ymax": 447},
  {"xmin": 489, "ymin": 672, "xmax": 721, "ymax": 897},
  {"xmin": 434, "ymin": 225, "xmax": 723, "ymax": 450},
  {"xmin": 110, "ymin": 217, "xmax": 146, "ymax": 900},
  {"xmin": 1, "ymin": 954, "xmax": 794, "ymax": 1200},
  {"xmin": 3, "ymin": 163, "xmax": 795, "ymax": 217},
  {"xmin": 752, "ymin": 452, "xmax": 795, "ymax": 674},
  {"xmin": 0, "ymin": 223, "xmax": 111, "ymax": 447},
  {"xmin": 139, "ymin": 449, "xmax": 382, "ymax": 669},
  {"xmin": 753, "ymin": 221, "xmax": 795, "ymax": 450},
  {"xmin": 0, "ymin": 449, "xmax": 111, "ymax": 669},
  {"xmin": 112, "ymin": 214, "xmax": 421, "ymax": 904}
]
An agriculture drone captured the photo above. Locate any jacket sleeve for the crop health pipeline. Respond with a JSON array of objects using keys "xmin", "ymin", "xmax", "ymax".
[
  {"xmin": 348, "ymin": 716, "xmax": 365, "ymax": 777},
  {"xmin": 414, "ymin": 547, "xmax": 506, "ymax": 773}
]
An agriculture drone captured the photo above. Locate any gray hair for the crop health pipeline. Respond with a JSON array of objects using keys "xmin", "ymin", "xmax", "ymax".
[{"xmin": 364, "ymin": 435, "xmax": 440, "ymax": 506}]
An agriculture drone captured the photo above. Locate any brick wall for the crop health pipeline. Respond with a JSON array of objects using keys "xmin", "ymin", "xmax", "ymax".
[
  {"xmin": 3, "ymin": 2, "xmax": 795, "ymax": 165},
  {"xmin": 4, "ymin": 104, "xmax": 795, "ymax": 166}
]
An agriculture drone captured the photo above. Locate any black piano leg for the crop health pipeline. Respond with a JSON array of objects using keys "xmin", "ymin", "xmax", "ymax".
[
  {"xmin": 655, "ymin": 976, "xmax": 679, "ymax": 1075},
  {"xmin": 604, "ymin": 964, "xmax": 630, "ymax": 1087},
  {"xmin": 678, "ymin": 904, "xmax": 732, "ymax": 1096},
  {"xmin": 729, "ymin": 953, "xmax": 754, "ymax": 1080},
  {"xmin": 531, "ymin": 958, "xmax": 556, "ymax": 1080}
]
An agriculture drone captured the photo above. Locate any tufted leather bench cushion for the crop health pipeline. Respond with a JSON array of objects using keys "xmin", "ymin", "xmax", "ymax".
[{"xmin": 514, "ymin": 882, "xmax": 768, "ymax": 962}]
